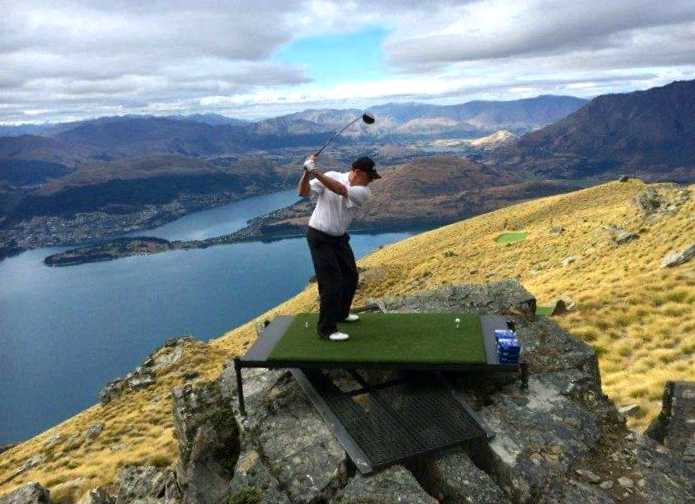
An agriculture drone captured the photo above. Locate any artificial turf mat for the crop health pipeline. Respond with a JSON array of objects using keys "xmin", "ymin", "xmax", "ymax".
[
  {"xmin": 268, "ymin": 312, "xmax": 486, "ymax": 364},
  {"xmin": 495, "ymin": 231, "xmax": 528, "ymax": 244}
]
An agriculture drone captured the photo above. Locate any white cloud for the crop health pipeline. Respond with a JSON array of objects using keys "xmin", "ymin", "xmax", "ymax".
[{"xmin": 2, "ymin": 0, "xmax": 695, "ymax": 124}]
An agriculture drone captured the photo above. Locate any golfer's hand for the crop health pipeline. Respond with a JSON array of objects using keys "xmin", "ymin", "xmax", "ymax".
[{"xmin": 303, "ymin": 154, "xmax": 317, "ymax": 172}]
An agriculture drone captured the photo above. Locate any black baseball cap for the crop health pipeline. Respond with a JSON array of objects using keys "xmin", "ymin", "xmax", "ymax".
[{"xmin": 352, "ymin": 156, "xmax": 381, "ymax": 180}]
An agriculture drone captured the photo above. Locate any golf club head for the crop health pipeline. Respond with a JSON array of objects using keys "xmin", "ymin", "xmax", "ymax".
[{"xmin": 362, "ymin": 112, "xmax": 375, "ymax": 124}]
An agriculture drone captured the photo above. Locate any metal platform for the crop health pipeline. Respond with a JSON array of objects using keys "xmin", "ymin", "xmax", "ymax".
[{"xmin": 292, "ymin": 368, "xmax": 492, "ymax": 474}]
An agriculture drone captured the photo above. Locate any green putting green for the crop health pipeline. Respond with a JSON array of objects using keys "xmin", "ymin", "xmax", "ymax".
[
  {"xmin": 268, "ymin": 312, "xmax": 486, "ymax": 364},
  {"xmin": 536, "ymin": 306, "xmax": 554, "ymax": 316},
  {"xmin": 495, "ymin": 231, "xmax": 528, "ymax": 244}
]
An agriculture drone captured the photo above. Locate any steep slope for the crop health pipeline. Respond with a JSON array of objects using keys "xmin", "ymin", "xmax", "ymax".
[
  {"xmin": 0, "ymin": 179, "xmax": 693, "ymax": 501},
  {"xmin": 499, "ymin": 80, "xmax": 695, "ymax": 181}
]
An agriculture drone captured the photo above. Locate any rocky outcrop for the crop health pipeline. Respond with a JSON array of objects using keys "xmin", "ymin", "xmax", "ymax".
[
  {"xmin": 113, "ymin": 465, "xmax": 180, "ymax": 504},
  {"xmin": 216, "ymin": 280, "xmax": 693, "ymax": 503},
  {"xmin": 172, "ymin": 380, "xmax": 239, "ymax": 504},
  {"xmin": 371, "ymin": 279, "xmax": 537, "ymax": 321},
  {"xmin": 634, "ymin": 184, "xmax": 690, "ymax": 217},
  {"xmin": 646, "ymin": 381, "xmax": 695, "ymax": 471},
  {"xmin": 0, "ymin": 483, "xmax": 52, "ymax": 504},
  {"xmin": 99, "ymin": 337, "xmax": 192, "ymax": 405}
]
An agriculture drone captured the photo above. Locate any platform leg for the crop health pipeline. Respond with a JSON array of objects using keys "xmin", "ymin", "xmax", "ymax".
[
  {"xmin": 234, "ymin": 358, "xmax": 246, "ymax": 417},
  {"xmin": 520, "ymin": 362, "xmax": 529, "ymax": 390}
]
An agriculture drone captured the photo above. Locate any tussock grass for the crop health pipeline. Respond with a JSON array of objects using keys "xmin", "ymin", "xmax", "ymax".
[{"xmin": 1, "ymin": 179, "xmax": 693, "ymax": 500}]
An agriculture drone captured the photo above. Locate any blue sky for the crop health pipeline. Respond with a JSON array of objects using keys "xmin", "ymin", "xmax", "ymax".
[{"xmin": 273, "ymin": 27, "xmax": 389, "ymax": 87}]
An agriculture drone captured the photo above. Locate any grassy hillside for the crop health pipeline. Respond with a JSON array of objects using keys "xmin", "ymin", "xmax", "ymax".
[{"xmin": 1, "ymin": 179, "xmax": 693, "ymax": 502}]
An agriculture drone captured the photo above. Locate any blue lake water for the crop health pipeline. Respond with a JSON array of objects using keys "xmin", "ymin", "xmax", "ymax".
[{"xmin": 0, "ymin": 190, "xmax": 415, "ymax": 443}]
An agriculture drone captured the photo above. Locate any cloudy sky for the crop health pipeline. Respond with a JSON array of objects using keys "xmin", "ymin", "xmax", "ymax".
[{"xmin": 2, "ymin": 0, "xmax": 695, "ymax": 124}]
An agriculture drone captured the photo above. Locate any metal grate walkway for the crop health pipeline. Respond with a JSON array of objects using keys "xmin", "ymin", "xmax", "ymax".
[{"xmin": 292, "ymin": 369, "xmax": 491, "ymax": 474}]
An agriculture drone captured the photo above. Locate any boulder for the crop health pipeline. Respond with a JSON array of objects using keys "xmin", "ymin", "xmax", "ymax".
[
  {"xmin": 661, "ymin": 243, "xmax": 695, "ymax": 268},
  {"xmin": 335, "ymin": 466, "xmax": 436, "ymax": 503},
  {"xmin": 0, "ymin": 483, "xmax": 52, "ymax": 504},
  {"xmin": 172, "ymin": 380, "xmax": 240, "ymax": 504}
]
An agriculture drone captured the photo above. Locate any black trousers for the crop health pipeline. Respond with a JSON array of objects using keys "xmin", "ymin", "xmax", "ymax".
[{"xmin": 306, "ymin": 226, "xmax": 359, "ymax": 338}]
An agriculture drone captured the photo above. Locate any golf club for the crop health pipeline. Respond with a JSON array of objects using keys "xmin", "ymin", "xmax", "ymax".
[{"xmin": 314, "ymin": 112, "xmax": 375, "ymax": 157}]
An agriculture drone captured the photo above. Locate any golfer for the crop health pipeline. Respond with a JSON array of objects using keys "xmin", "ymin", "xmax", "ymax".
[{"xmin": 297, "ymin": 154, "xmax": 381, "ymax": 341}]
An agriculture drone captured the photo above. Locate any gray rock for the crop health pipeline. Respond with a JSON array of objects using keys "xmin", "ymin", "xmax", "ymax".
[
  {"xmin": 172, "ymin": 380, "xmax": 239, "ymax": 504},
  {"xmin": 576, "ymin": 469, "xmax": 601, "ymax": 483},
  {"xmin": 635, "ymin": 187, "xmax": 663, "ymax": 215},
  {"xmin": 624, "ymin": 434, "xmax": 695, "ymax": 503},
  {"xmin": 540, "ymin": 479, "xmax": 616, "ymax": 504},
  {"xmin": 99, "ymin": 368, "xmax": 156, "ymax": 405},
  {"xmin": 561, "ymin": 256, "xmax": 576, "ymax": 267},
  {"xmin": 77, "ymin": 488, "xmax": 114, "ymax": 504},
  {"xmin": 615, "ymin": 231, "xmax": 639, "ymax": 244},
  {"xmin": 85, "ymin": 422, "xmax": 105, "ymax": 441},
  {"xmin": 376, "ymin": 279, "xmax": 537, "ymax": 321},
  {"xmin": 599, "ymin": 481, "xmax": 614, "ymax": 490},
  {"xmin": 617, "ymin": 476, "xmax": 633, "ymax": 488},
  {"xmin": 634, "ymin": 185, "xmax": 690, "ymax": 217},
  {"xmin": 661, "ymin": 243, "xmax": 695, "ymax": 268},
  {"xmin": 426, "ymin": 449, "xmax": 511, "ymax": 503},
  {"xmin": 549, "ymin": 226, "xmax": 565, "ymax": 236},
  {"xmin": 99, "ymin": 337, "xmax": 195, "ymax": 405},
  {"xmin": 336, "ymin": 466, "xmax": 436, "ymax": 504},
  {"xmin": 645, "ymin": 381, "xmax": 695, "ymax": 471},
  {"xmin": 228, "ymin": 449, "xmax": 290, "ymax": 504},
  {"xmin": 473, "ymin": 372, "xmax": 602, "ymax": 503},
  {"xmin": 0, "ymin": 483, "xmax": 52, "ymax": 504},
  {"xmin": 619, "ymin": 175, "xmax": 630, "ymax": 182},
  {"xmin": 252, "ymin": 376, "xmax": 349, "ymax": 503},
  {"xmin": 115, "ymin": 465, "xmax": 180, "ymax": 504}
]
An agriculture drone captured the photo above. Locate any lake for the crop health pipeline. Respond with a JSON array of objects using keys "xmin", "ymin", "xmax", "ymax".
[{"xmin": 0, "ymin": 190, "xmax": 416, "ymax": 444}]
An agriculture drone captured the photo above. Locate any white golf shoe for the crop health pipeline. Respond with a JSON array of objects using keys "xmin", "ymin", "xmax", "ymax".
[
  {"xmin": 328, "ymin": 331, "xmax": 350, "ymax": 341},
  {"xmin": 343, "ymin": 313, "xmax": 360, "ymax": 322}
]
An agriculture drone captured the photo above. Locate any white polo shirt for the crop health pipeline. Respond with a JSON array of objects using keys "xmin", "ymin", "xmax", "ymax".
[{"xmin": 308, "ymin": 171, "xmax": 370, "ymax": 237}]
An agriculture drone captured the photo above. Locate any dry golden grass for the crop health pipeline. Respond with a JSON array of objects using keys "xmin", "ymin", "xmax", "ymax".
[{"xmin": 1, "ymin": 179, "xmax": 693, "ymax": 500}]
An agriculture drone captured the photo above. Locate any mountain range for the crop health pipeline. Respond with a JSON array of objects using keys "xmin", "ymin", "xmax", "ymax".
[
  {"xmin": 497, "ymin": 80, "xmax": 695, "ymax": 181},
  {"xmin": 2, "ymin": 80, "xmax": 695, "ymax": 246}
]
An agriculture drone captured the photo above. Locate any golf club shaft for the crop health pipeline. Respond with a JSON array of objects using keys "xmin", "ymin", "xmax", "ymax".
[{"xmin": 314, "ymin": 116, "xmax": 362, "ymax": 157}]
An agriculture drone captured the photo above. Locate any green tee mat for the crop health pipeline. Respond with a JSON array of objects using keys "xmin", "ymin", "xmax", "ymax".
[
  {"xmin": 495, "ymin": 231, "xmax": 528, "ymax": 244},
  {"xmin": 268, "ymin": 312, "xmax": 486, "ymax": 364}
]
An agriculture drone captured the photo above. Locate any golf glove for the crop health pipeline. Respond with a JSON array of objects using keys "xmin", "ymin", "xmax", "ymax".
[{"xmin": 303, "ymin": 157, "xmax": 316, "ymax": 172}]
